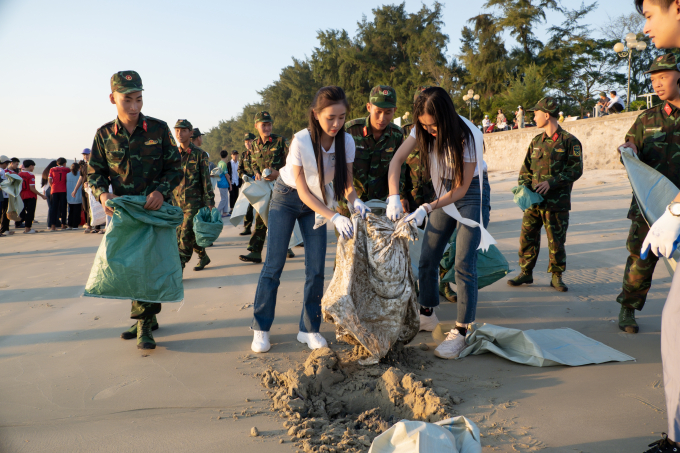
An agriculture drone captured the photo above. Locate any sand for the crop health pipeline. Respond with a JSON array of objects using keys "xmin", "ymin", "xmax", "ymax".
[{"xmin": 0, "ymin": 170, "xmax": 672, "ymax": 452}]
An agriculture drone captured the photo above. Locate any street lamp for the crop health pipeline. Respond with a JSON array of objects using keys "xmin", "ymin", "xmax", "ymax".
[
  {"xmin": 613, "ymin": 33, "xmax": 648, "ymax": 111},
  {"xmin": 463, "ymin": 89, "xmax": 480, "ymax": 119}
]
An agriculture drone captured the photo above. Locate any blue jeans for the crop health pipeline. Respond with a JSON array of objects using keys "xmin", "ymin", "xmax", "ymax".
[
  {"xmin": 251, "ymin": 179, "xmax": 328, "ymax": 333},
  {"xmin": 419, "ymin": 174, "xmax": 491, "ymax": 324}
]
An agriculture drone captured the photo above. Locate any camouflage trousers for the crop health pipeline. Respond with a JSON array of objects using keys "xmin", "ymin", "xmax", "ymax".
[
  {"xmin": 177, "ymin": 208, "xmax": 207, "ymax": 265},
  {"xmin": 130, "ymin": 300, "xmax": 161, "ymax": 319},
  {"xmin": 244, "ymin": 204, "xmax": 254, "ymax": 231},
  {"xmin": 248, "ymin": 213, "xmax": 267, "ymax": 253},
  {"xmin": 616, "ymin": 217, "xmax": 658, "ymax": 311},
  {"xmin": 518, "ymin": 207, "xmax": 569, "ymax": 273}
]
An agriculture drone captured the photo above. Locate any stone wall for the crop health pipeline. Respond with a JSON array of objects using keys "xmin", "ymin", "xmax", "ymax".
[{"xmin": 482, "ymin": 111, "xmax": 640, "ymax": 171}]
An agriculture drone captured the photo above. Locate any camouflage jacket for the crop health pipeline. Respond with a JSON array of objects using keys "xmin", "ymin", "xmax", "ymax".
[
  {"xmin": 623, "ymin": 101, "xmax": 680, "ymax": 219},
  {"xmin": 172, "ymin": 143, "xmax": 215, "ymax": 210},
  {"xmin": 250, "ymin": 133, "xmax": 289, "ymax": 175},
  {"xmin": 518, "ymin": 125, "xmax": 583, "ymax": 211},
  {"xmin": 342, "ymin": 116, "xmax": 407, "ymax": 213},
  {"xmin": 239, "ymin": 148, "xmax": 254, "ymax": 178},
  {"xmin": 88, "ymin": 113, "xmax": 182, "ymax": 203},
  {"xmin": 401, "ymin": 122, "xmax": 436, "ymax": 208}
]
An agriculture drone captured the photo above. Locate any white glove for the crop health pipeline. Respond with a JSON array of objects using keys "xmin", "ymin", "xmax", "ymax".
[
  {"xmin": 641, "ymin": 207, "xmax": 680, "ymax": 259},
  {"xmin": 352, "ymin": 198, "xmax": 371, "ymax": 219},
  {"xmin": 403, "ymin": 204, "xmax": 431, "ymax": 227},
  {"xmin": 332, "ymin": 213, "xmax": 354, "ymax": 240},
  {"xmin": 386, "ymin": 195, "xmax": 403, "ymax": 221}
]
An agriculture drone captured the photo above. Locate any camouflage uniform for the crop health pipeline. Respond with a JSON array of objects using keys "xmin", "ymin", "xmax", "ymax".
[
  {"xmin": 617, "ymin": 99, "xmax": 680, "ymax": 310},
  {"xmin": 240, "ymin": 133, "xmax": 256, "ymax": 232},
  {"xmin": 517, "ymin": 99, "xmax": 583, "ymax": 274},
  {"xmin": 172, "ymin": 120, "xmax": 215, "ymax": 266},
  {"xmin": 88, "ymin": 72, "xmax": 182, "ymax": 320}
]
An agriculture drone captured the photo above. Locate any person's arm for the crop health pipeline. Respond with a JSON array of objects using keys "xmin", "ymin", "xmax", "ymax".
[
  {"xmin": 265, "ymin": 138, "xmax": 288, "ymax": 181},
  {"xmin": 388, "ymin": 135, "xmax": 416, "ymax": 198},
  {"xmin": 30, "ymin": 184, "xmax": 46, "ymax": 199},
  {"xmin": 548, "ymin": 139, "xmax": 584, "ymax": 188},
  {"xmin": 87, "ymin": 132, "xmax": 118, "ymax": 214},
  {"xmin": 71, "ymin": 173, "xmax": 85, "ymax": 198},
  {"xmin": 292, "ymin": 163, "xmax": 358, "ymax": 220},
  {"xmin": 518, "ymin": 143, "xmax": 534, "ymax": 188},
  {"xmin": 619, "ymin": 116, "xmax": 643, "ymax": 157},
  {"xmin": 147, "ymin": 124, "xmax": 182, "ymax": 210},
  {"xmin": 200, "ymin": 152, "xmax": 215, "ymax": 208}
]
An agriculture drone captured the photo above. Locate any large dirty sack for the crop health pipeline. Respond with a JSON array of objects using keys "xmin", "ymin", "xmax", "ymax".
[
  {"xmin": 322, "ymin": 213, "xmax": 420, "ymax": 364},
  {"xmin": 511, "ymin": 185, "xmax": 544, "ymax": 211},
  {"xmin": 368, "ymin": 417, "xmax": 482, "ymax": 453},
  {"xmin": 0, "ymin": 174, "xmax": 24, "ymax": 221},
  {"xmin": 84, "ymin": 196, "xmax": 184, "ymax": 303},
  {"xmin": 193, "ymin": 206, "xmax": 223, "ymax": 247},
  {"xmin": 440, "ymin": 228, "xmax": 511, "ymax": 289},
  {"xmin": 433, "ymin": 323, "xmax": 635, "ymax": 367}
]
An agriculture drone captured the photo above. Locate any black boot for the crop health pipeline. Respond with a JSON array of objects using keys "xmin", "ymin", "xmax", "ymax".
[
  {"xmin": 121, "ymin": 315, "xmax": 158, "ymax": 340},
  {"xmin": 137, "ymin": 317, "xmax": 156, "ymax": 350}
]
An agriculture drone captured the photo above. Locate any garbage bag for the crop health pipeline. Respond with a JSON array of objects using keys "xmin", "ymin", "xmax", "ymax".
[
  {"xmin": 84, "ymin": 195, "xmax": 184, "ymax": 303},
  {"xmin": 440, "ymin": 229, "xmax": 510, "ymax": 289},
  {"xmin": 511, "ymin": 185, "xmax": 544, "ymax": 211},
  {"xmin": 368, "ymin": 417, "xmax": 481, "ymax": 453},
  {"xmin": 322, "ymin": 213, "xmax": 420, "ymax": 365},
  {"xmin": 193, "ymin": 207, "xmax": 224, "ymax": 247},
  {"xmin": 87, "ymin": 187, "xmax": 106, "ymax": 226},
  {"xmin": 0, "ymin": 174, "xmax": 24, "ymax": 221}
]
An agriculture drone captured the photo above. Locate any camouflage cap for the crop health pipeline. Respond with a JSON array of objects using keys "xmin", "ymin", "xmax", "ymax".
[
  {"xmin": 174, "ymin": 119, "xmax": 193, "ymax": 130},
  {"xmin": 645, "ymin": 52, "xmax": 680, "ymax": 74},
  {"xmin": 254, "ymin": 111, "xmax": 273, "ymax": 123},
  {"xmin": 110, "ymin": 71, "xmax": 143, "ymax": 94},
  {"xmin": 413, "ymin": 86, "xmax": 431, "ymax": 103},
  {"xmin": 244, "ymin": 132, "xmax": 256, "ymax": 141},
  {"xmin": 527, "ymin": 96, "xmax": 560, "ymax": 117},
  {"xmin": 191, "ymin": 128, "xmax": 205, "ymax": 138},
  {"xmin": 369, "ymin": 85, "xmax": 397, "ymax": 108}
]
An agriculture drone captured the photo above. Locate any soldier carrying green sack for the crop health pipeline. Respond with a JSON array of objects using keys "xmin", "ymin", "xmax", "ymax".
[{"xmin": 239, "ymin": 132, "xmax": 256, "ymax": 236}]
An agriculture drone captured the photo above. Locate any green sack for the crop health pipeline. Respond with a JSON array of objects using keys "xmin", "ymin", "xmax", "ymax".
[
  {"xmin": 440, "ymin": 228, "xmax": 511, "ymax": 289},
  {"xmin": 511, "ymin": 185, "xmax": 544, "ymax": 211},
  {"xmin": 193, "ymin": 207, "xmax": 224, "ymax": 247},
  {"xmin": 84, "ymin": 196, "xmax": 184, "ymax": 303}
]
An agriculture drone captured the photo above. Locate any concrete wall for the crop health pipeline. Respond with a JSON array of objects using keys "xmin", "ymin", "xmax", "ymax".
[{"xmin": 482, "ymin": 111, "xmax": 641, "ymax": 171}]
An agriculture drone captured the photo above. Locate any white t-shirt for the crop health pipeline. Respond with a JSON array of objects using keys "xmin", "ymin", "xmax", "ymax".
[
  {"xmin": 607, "ymin": 95, "xmax": 623, "ymax": 108},
  {"xmin": 279, "ymin": 132, "xmax": 356, "ymax": 189},
  {"xmin": 230, "ymin": 160, "xmax": 239, "ymax": 185},
  {"xmin": 409, "ymin": 119, "xmax": 487, "ymax": 177}
]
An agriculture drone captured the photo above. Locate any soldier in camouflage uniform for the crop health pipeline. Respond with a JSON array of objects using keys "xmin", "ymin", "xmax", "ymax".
[
  {"xmin": 239, "ymin": 132, "xmax": 256, "ymax": 236},
  {"xmin": 88, "ymin": 71, "xmax": 182, "ymax": 350},
  {"xmin": 616, "ymin": 53, "xmax": 680, "ymax": 334},
  {"xmin": 507, "ymin": 97, "xmax": 583, "ymax": 292},
  {"xmin": 239, "ymin": 111, "xmax": 293, "ymax": 263},
  {"xmin": 343, "ymin": 85, "xmax": 408, "ymax": 217},
  {"xmin": 172, "ymin": 119, "xmax": 215, "ymax": 272}
]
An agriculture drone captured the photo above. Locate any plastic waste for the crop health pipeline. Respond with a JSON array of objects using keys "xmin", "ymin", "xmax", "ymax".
[
  {"xmin": 193, "ymin": 207, "xmax": 224, "ymax": 247},
  {"xmin": 511, "ymin": 185, "xmax": 544, "ymax": 211},
  {"xmin": 368, "ymin": 417, "xmax": 482, "ymax": 453},
  {"xmin": 0, "ymin": 174, "xmax": 24, "ymax": 221}
]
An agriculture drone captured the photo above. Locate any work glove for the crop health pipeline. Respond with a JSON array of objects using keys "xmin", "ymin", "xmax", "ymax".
[
  {"xmin": 386, "ymin": 195, "xmax": 403, "ymax": 221},
  {"xmin": 641, "ymin": 207, "xmax": 680, "ymax": 259},
  {"xmin": 352, "ymin": 198, "xmax": 371, "ymax": 219},
  {"xmin": 403, "ymin": 203, "xmax": 432, "ymax": 228},
  {"xmin": 332, "ymin": 213, "xmax": 354, "ymax": 240}
]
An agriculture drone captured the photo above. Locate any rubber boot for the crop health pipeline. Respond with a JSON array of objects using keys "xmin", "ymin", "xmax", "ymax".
[
  {"xmin": 121, "ymin": 315, "xmax": 159, "ymax": 340},
  {"xmin": 507, "ymin": 272, "xmax": 533, "ymax": 286},
  {"xmin": 287, "ymin": 248, "xmax": 295, "ymax": 258},
  {"xmin": 439, "ymin": 280, "xmax": 457, "ymax": 302},
  {"xmin": 239, "ymin": 228, "xmax": 252, "ymax": 236},
  {"xmin": 239, "ymin": 252, "xmax": 262, "ymax": 263},
  {"xmin": 194, "ymin": 255, "xmax": 211, "ymax": 271},
  {"xmin": 619, "ymin": 306, "xmax": 639, "ymax": 334},
  {"xmin": 137, "ymin": 317, "xmax": 156, "ymax": 349},
  {"xmin": 550, "ymin": 273, "xmax": 568, "ymax": 292},
  {"xmin": 247, "ymin": 245, "xmax": 254, "ymax": 252}
]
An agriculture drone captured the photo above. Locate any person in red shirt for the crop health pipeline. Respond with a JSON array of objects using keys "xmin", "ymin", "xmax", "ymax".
[
  {"xmin": 19, "ymin": 160, "xmax": 46, "ymax": 234},
  {"xmin": 48, "ymin": 157, "xmax": 70, "ymax": 231}
]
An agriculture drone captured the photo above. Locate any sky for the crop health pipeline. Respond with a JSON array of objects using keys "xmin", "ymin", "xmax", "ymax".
[{"xmin": 0, "ymin": 0, "xmax": 632, "ymax": 159}]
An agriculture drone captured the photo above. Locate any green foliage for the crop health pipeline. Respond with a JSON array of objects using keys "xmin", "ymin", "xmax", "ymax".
[
  {"xmin": 497, "ymin": 64, "xmax": 546, "ymax": 118},
  {"xmin": 630, "ymin": 99, "xmax": 648, "ymax": 111}
]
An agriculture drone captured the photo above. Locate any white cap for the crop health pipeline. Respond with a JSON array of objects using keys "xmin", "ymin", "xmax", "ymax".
[
  {"xmin": 484, "ymin": 115, "xmax": 488, "ymax": 118},
  {"xmin": 559, "ymin": 111, "xmax": 564, "ymax": 115}
]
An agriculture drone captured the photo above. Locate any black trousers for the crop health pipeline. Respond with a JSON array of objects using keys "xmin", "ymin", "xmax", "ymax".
[
  {"xmin": 22, "ymin": 198, "xmax": 37, "ymax": 229},
  {"xmin": 229, "ymin": 185, "xmax": 240, "ymax": 209},
  {"xmin": 50, "ymin": 192, "xmax": 67, "ymax": 227},
  {"xmin": 68, "ymin": 203, "xmax": 82, "ymax": 229},
  {"xmin": 0, "ymin": 198, "xmax": 9, "ymax": 233}
]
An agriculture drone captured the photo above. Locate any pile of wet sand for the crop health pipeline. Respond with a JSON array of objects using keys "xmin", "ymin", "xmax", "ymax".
[{"xmin": 259, "ymin": 345, "xmax": 458, "ymax": 453}]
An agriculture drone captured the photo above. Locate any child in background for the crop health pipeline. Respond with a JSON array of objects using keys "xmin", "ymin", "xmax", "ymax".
[
  {"xmin": 48, "ymin": 157, "xmax": 70, "ymax": 231},
  {"xmin": 66, "ymin": 162, "xmax": 82, "ymax": 230},
  {"xmin": 18, "ymin": 160, "xmax": 46, "ymax": 234}
]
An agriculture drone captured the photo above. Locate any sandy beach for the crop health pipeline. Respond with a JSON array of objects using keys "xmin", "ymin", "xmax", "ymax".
[{"xmin": 0, "ymin": 169, "xmax": 670, "ymax": 452}]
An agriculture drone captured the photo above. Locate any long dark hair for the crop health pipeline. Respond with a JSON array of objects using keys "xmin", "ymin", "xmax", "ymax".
[
  {"xmin": 413, "ymin": 87, "xmax": 476, "ymax": 190},
  {"xmin": 41, "ymin": 160, "xmax": 57, "ymax": 187},
  {"xmin": 308, "ymin": 86, "xmax": 350, "ymax": 203}
]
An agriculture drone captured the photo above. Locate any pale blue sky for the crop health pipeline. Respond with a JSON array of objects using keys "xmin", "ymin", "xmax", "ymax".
[{"xmin": 0, "ymin": 0, "xmax": 632, "ymax": 159}]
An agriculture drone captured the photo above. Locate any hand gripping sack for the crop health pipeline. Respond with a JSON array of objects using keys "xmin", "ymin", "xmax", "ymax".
[
  {"xmin": 193, "ymin": 207, "xmax": 224, "ymax": 247},
  {"xmin": 511, "ymin": 185, "xmax": 544, "ymax": 211},
  {"xmin": 84, "ymin": 196, "xmax": 184, "ymax": 303}
]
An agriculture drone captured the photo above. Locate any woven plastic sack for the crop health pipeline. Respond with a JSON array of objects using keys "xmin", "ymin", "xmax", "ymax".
[
  {"xmin": 0, "ymin": 174, "xmax": 24, "ymax": 221},
  {"xmin": 193, "ymin": 206, "xmax": 224, "ymax": 247},
  {"xmin": 322, "ymin": 213, "xmax": 420, "ymax": 365},
  {"xmin": 84, "ymin": 196, "xmax": 184, "ymax": 303},
  {"xmin": 511, "ymin": 185, "xmax": 544, "ymax": 211},
  {"xmin": 87, "ymin": 188, "xmax": 106, "ymax": 226},
  {"xmin": 369, "ymin": 417, "xmax": 482, "ymax": 453},
  {"xmin": 440, "ymin": 228, "xmax": 510, "ymax": 289}
]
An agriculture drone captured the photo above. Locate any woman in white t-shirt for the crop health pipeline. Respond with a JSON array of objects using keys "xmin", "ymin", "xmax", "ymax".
[
  {"xmin": 386, "ymin": 87, "xmax": 493, "ymax": 360},
  {"xmin": 251, "ymin": 86, "xmax": 368, "ymax": 354}
]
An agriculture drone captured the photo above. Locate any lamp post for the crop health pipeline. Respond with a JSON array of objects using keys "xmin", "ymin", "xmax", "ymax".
[
  {"xmin": 463, "ymin": 89, "xmax": 480, "ymax": 119},
  {"xmin": 613, "ymin": 33, "xmax": 648, "ymax": 111}
]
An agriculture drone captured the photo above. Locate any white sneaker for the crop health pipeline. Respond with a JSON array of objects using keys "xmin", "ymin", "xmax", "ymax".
[
  {"xmin": 419, "ymin": 311, "xmax": 440, "ymax": 332},
  {"xmin": 297, "ymin": 332, "xmax": 328, "ymax": 350},
  {"xmin": 251, "ymin": 330, "xmax": 271, "ymax": 353},
  {"xmin": 23, "ymin": 229, "xmax": 36, "ymax": 234},
  {"xmin": 434, "ymin": 329, "xmax": 467, "ymax": 359}
]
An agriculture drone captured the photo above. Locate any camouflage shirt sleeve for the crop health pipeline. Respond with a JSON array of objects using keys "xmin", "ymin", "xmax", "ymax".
[
  {"xmin": 88, "ymin": 130, "xmax": 111, "ymax": 202},
  {"xmin": 272, "ymin": 138, "xmax": 289, "ymax": 171},
  {"xmin": 518, "ymin": 141, "xmax": 534, "ymax": 188},
  {"xmin": 623, "ymin": 115, "xmax": 645, "ymax": 163},
  {"xmin": 200, "ymin": 152, "xmax": 215, "ymax": 207},
  {"xmin": 155, "ymin": 124, "xmax": 182, "ymax": 200},
  {"xmin": 549, "ymin": 137, "xmax": 583, "ymax": 188}
]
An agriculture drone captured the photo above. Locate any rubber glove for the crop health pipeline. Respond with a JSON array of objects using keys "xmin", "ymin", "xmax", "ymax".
[
  {"xmin": 352, "ymin": 198, "xmax": 371, "ymax": 219},
  {"xmin": 332, "ymin": 213, "xmax": 354, "ymax": 239},
  {"xmin": 404, "ymin": 203, "xmax": 432, "ymax": 228},
  {"xmin": 386, "ymin": 195, "xmax": 403, "ymax": 221},
  {"xmin": 641, "ymin": 207, "xmax": 680, "ymax": 259}
]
